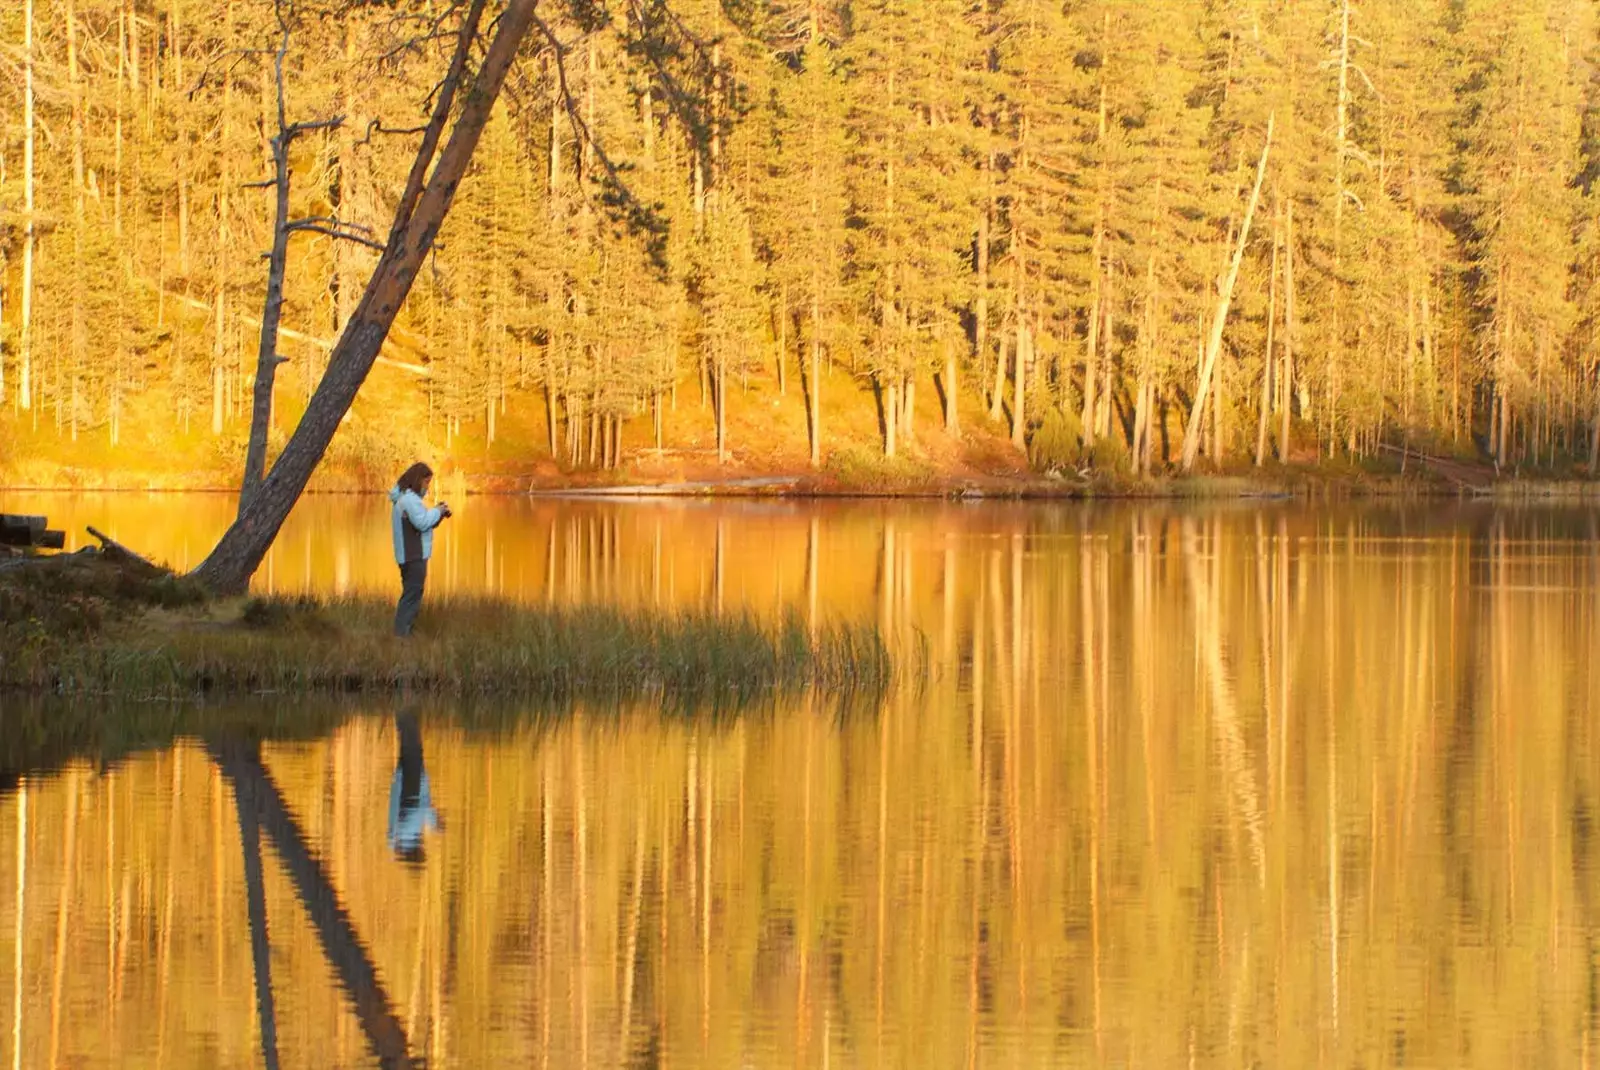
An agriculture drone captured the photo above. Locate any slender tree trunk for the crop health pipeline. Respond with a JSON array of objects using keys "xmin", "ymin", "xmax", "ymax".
[
  {"xmin": 1082, "ymin": 11, "xmax": 1111, "ymax": 446},
  {"xmin": 1182, "ymin": 115, "xmax": 1274, "ymax": 472},
  {"xmin": 1281, "ymin": 197, "xmax": 1296, "ymax": 461},
  {"xmin": 1133, "ymin": 252, "xmax": 1155, "ymax": 476},
  {"xmin": 1012, "ymin": 321, "xmax": 1028, "ymax": 449},
  {"xmin": 943, "ymin": 335, "xmax": 959, "ymax": 434},
  {"xmin": 1256, "ymin": 193, "xmax": 1280, "ymax": 467},
  {"xmin": 715, "ymin": 348, "xmax": 727, "ymax": 463},
  {"xmin": 20, "ymin": 0, "xmax": 36, "ymax": 413},
  {"xmin": 336, "ymin": 22, "xmax": 365, "ymax": 336},
  {"xmin": 1330, "ymin": 0, "xmax": 1352, "ymax": 450},
  {"xmin": 239, "ymin": 30, "xmax": 303, "ymax": 515},
  {"xmin": 68, "ymin": 0, "xmax": 87, "ymax": 443},
  {"xmin": 193, "ymin": 0, "xmax": 529, "ymax": 593},
  {"xmin": 777, "ymin": 282, "xmax": 788, "ymax": 396},
  {"xmin": 903, "ymin": 372, "xmax": 916, "ymax": 445},
  {"xmin": 884, "ymin": 377, "xmax": 898, "ymax": 460},
  {"xmin": 979, "ymin": 158, "xmax": 998, "ymax": 421},
  {"xmin": 213, "ymin": 40, "xmax": 234, "ymax": 440},
  {"xmin": 808, "ymin": 290, "xmax": 822, "ymax": 467}
]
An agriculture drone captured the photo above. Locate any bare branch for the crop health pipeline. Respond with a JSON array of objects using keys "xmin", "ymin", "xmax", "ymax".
[
  {"xmin": 284, "ymin": 115, "xmax": 345, "ymax": 140},
  {"xmin": 285, "ymin": 219, "xmax": 387, "ymax": 251},
  {"xmin": 355, "ymin": 119, "xmax": 432, "ymax": 148}
]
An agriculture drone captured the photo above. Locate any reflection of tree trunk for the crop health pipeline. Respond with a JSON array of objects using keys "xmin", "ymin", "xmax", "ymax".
[
  {"xmin": 1181, "ymin": 519, "xmax": 1266, "ymax": 883},
  {"xmin": 618, "ymin": 805, "xmax": 645, "ymax": 1065},
  {"xmin": 574, "ymin": 723, "xmax": 590, "ymax": 1070},
  {"xmin": 967, "ymin": 570, "xmax": 989, "ymax": 1070},
  {"xmin": 1080, "ymin": 540, "xmax": 1102, "ymax": 1049},
  {"xmin": 701, "ymin": 753, "xmax": 713, "ymax": 1050},
  {"xmin": 228, "ymin": 744, "xmax": 282, "ymax": 1070},
  {"xmin": 806, "ymin": 516, "xmax": 819, "ymax": 636},
  {"xmin": 48, "ymin": 771, "xmax": 79, "ymax": 1070},
  {"xmin": 210, "ymin": 741, "xmax": 414, "ymax": 1067},
  {"xmin": 11, "ymin": 782, "xmax": 26, "ymax": 1070}
]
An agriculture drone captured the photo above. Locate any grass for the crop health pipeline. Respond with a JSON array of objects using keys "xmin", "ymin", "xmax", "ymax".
[{"xmin": 0, "ymin": 554, "xmax": 896, "ymax": 703}]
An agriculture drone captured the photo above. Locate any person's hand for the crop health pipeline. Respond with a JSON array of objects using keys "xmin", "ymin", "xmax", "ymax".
[{"xmin": 438, "ymin": 502, "xmax": 453, "ymax": 519}]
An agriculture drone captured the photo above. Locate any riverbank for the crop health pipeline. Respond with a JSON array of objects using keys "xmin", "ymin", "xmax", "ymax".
[
  {"xmin": 0, "ymin": 551, "xmax": 895, "ymax": 700},
  {"xmin": 10, "ymin": 464, "xmax": 1600, "ymax": 502}
]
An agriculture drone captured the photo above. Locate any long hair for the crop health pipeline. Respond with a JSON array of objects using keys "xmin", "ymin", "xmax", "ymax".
[{"xmin": 396, "ymin": 462, "xmax": 433, "ymax": 496}]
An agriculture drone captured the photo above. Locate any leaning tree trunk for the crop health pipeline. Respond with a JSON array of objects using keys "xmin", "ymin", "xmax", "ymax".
[
  {"xmin": 1181, "ymin": 114, "xmax": 1274, "ymax": 472},
  {"xmin": 191, "ymin": 0, "xmax": 531, "ymax": 594}
]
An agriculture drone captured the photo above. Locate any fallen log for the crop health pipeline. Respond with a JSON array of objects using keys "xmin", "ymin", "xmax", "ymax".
[
  {"xmin": 86, "ymin": 526, "xmax": 162, "ymax": 572},
  {"xmin": 0, "ymin": 514, "xmax": 67, "ymax": 549}
]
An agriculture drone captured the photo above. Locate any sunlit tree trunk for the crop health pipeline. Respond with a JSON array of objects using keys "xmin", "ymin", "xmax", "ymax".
[
  {"xmin": 1257, "ymin": 193, "xmax": 1281, "ymax": 467},
  {"xmin": 1082, "ymin": 11, "xmax": 1111, "ymax": 447},
  {"xmin": 808, "ymin": 289, "xmax": 822, "ymax": 466},
  {"xmin": 1281, "ymin": 197, "xmax": 1296, "ymax": 461},
  {"xmin": 239, "ymin": 26, "xmax": 312, "ymax": 515},
  {"xmin": 68, "ymin": 0, "xmax": 87, "ymax": 443},
  {"xmin": 1012, "ymin": 319, "xmax": 1028, "ymax": 449},
  {"xmin": 942, "ymin": 334, "xmax": 959, "ymax": 434},
  {"xmin": 20, "ymin": 0, "xmax": 36, "ymax": 415},
  {"xmin": 1181, "ymin": 115, "xmax": 1273, "ymax": 471},
  {"xmin": 1330, "ymin": 0, "xmax": 1353, "ymax": 454}
]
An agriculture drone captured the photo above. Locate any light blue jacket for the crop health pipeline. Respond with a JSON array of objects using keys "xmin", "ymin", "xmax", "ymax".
[
  {"xmin": 388, "ymin": 768, "xmax": 439, "ymax": 853},
  {"xmin": 389, "ymin": 486, "xmax": 445, "ymax": 565}
]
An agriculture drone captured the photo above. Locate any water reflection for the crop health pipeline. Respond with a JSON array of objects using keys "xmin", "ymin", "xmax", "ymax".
[
  {"xmin": 388, "ymin": 712, "xmax": 439, "ymax": 868},
  {"xmin": 1, "ymin": 499, "xmax": 1600, "ymax": 1066}
]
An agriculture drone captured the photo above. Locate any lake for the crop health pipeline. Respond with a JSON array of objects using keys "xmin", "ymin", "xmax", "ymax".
[{"xmin": 3, "ymin": 491, "xmax": 1600, "ymax": 1068}]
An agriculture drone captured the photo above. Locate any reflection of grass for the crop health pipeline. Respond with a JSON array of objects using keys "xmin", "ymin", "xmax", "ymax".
[{"xmin": 2, "ymin": 558, "xmax": 894, "ymax": 702}]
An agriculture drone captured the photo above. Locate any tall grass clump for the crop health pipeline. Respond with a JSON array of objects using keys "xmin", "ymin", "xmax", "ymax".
[{"xmin": 10, "ymin": 591, "xmax": 894, "ymax": 703}]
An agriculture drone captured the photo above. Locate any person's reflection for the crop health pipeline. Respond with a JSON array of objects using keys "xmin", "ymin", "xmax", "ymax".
[{"xmin": 388, "ymin": 709, "xmax": 440, "ymax": 865}]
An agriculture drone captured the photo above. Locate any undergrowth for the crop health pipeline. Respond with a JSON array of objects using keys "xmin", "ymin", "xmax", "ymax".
[{"xmin": 1, "ymin": 559, "xmax": 898, "ymax": 703}]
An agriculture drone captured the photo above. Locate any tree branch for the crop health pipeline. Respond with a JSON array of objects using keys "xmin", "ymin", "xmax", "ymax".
[
  {"xmin": 286, "ymin": 222, "xmax": 387, "ymax": 251},
  {"xmin": 284, "ymin": 115, "xmax": 344, "ymax": 141}
]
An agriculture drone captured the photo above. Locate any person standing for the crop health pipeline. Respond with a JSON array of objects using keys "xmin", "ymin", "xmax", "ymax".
[{"xmin": 389, "ymin": 462, "xmax": 452, "ymax": 637}]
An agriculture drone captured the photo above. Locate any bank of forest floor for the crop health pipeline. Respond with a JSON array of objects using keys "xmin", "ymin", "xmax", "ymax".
[
  {"xmin": 0, "ymin": 549, "xmax": 897, "ymax": 702},
  {"xmin": 4, "ymin": 357, "xmax": 1600, "ymax": 499}
]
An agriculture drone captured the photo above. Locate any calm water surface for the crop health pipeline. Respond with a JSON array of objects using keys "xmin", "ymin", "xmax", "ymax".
[{"xmin": 4, "ymin": 492, "xmax": 1600, "ymax": 1068}]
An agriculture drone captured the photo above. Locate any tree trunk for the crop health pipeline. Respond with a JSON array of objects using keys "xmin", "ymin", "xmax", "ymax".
[
  {"xmin": 1181, "ymin": 114, "xmax": 1274, "ymax": 472},
  {"xmin": 715, "ymin": 347, "xmax": 727, "ymax": 463},
  {"xmin": 68, "ymin": 0, "xmax": 87, "ymax": 443},
  {"xmin": 192, "ymin": 0, "xmax": 527, "ymax": 593},
  {"xmin": 979, "ymin": 162, "xmax": 997, "ymax": 420},
  {"xmin": 776, "ymin": 282, "xmax": 788, "ymax": 396},
  {"xmin": 20, "ymin": 0, "xmax": 36, "ymax": 413},
  {"xmin": 902, "ymin": 373, "xmax": 916, "ymax": 445},
  {"xmin": 943, "ymin": 336, "xmax": 959, "ymax": 434},
  {"xmin": 238, "ymin": 31, "xmax": 301, "ymax": 516},
  {"xmin": 1256, "ymin": 194, "xmax": 1280, "ymax": 467},
  {"xmin": 1281, "ymin": 196, "xmax": 1296, "ymax": 461},
  {"xmin": 808, "ymin": 290, "xmax": 821, "ymax": 467},
  {"xmin": 885, "ymin": 379, "xmax": 898, "ymax": 459},
  {"xmin": 1082, "ymin": 12, "xmax": 1111, "ymax": 446},
  {"xmin": 1012, "ymin": 321, "xmax": 1028, "ymax": 449}
]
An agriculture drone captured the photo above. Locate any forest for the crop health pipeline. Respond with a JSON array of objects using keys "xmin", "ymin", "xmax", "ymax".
[{"xmin": 2, "ymin": 0, "xmax": 1600, "ymax": 481}]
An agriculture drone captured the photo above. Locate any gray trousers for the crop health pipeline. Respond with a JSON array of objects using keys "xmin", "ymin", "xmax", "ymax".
[{"xmin": 395, "ymin": 559, "xmax": 428, "ymax": 637}]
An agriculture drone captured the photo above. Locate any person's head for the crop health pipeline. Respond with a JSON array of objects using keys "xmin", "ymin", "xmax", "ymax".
[{"xmin": 397, "ymin": 461, "xmax": 433, "ymax": 498}]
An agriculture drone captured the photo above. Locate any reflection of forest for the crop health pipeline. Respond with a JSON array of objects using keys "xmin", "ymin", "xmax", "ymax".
[{"xmin": 3, "ymin": 504, "xmax": 1600, "ymax": 1067}]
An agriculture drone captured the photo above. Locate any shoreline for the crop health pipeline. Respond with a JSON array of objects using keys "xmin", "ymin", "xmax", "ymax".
[{"xmin": 7, "ymin": 472, "xmax": 1600, "ymax": 501}]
